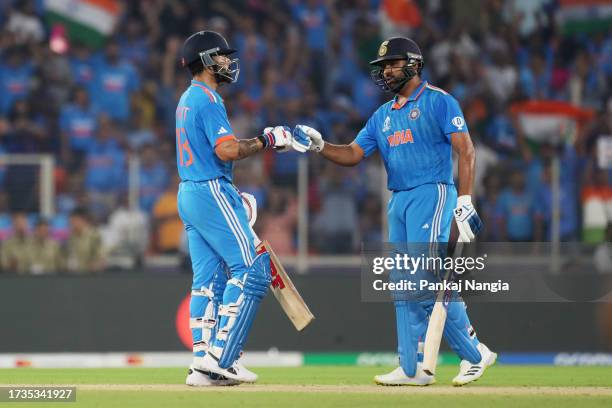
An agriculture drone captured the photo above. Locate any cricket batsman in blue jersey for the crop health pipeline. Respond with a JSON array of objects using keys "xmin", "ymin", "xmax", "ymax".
[
  {"xmin": 176, "ymin": 31, "xmax": 297, "ymax": 386},
  {"xmin": 292, "ymin": 37, "xmax": 497, "ymax": 386}
]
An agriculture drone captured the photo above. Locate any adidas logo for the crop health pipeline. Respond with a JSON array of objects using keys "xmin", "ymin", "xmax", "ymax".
[
  {"xmin": 422, "ymin": 223, "xmax": 430, "ymax": 229},
  {"xmin": 218, "ymin": 126, "xmax": 228, "ymax": 135}
]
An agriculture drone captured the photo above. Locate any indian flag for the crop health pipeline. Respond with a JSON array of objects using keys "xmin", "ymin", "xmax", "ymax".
[
  {"xmin": 556, "ymin": 0, "xmax": 612, "ymax": 35},
  {"xmin": 510, "ymin": 100, "xmax": 595, "ymax": 145},
  {"xmin": 45, "ymin": 0, "xmax": 121, "ymax": 48}
]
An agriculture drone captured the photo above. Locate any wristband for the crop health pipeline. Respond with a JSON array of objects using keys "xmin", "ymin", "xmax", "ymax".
[
  {"xmin": 258, "ymin": 132, "xmax": 273, "ymax": 149},
  {"xmin": 456, "ymin": 195, "xmax": 472, "ymax": 207}
]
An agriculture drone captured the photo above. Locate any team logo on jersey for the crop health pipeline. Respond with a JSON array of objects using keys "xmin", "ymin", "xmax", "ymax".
[
  {"xmin": 409, "ymin": 108, "xmax": 420, "ymax": 120},
  {"xmin": 451, "ymin": 116, "xmax": 465, "ymax": 130},
  {"xmin": 382, "ymin": 116, "xmax": 391, "ymax": 132},
  {"xmin": 378, "ymin": 41, "xmax": 389, "ymax": 56},
  {"xmin": 218, "ymin": 126, "xmax": 228, "ymax": 135}
]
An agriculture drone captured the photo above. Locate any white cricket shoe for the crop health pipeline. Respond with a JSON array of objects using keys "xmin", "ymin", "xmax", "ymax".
[
  {"xmin": 185, "ymin": 365, "xmax": 239, "ymax": 387},
  {"xmin": 452, "ymin": 343, "xmax": 497, "ymax": 386},
  {"xmin": 374, "ymin": 363, "xmax": 436, "ymax": 386},
  {"xmin": 195, "ymin": 353, "xmax": 258, "ymax": 383}
]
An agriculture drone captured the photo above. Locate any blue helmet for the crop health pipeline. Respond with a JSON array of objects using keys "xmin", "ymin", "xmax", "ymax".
[
  {"xmin": 181, "ymin": 31, "xmax": 240, "ymax": 84},
  {"xmin": 370, "ymin": 37, "xmax": 424, "ymax": 93}
]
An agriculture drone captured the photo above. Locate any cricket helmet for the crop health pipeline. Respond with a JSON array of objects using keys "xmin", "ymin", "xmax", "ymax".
[
  {"xmin": 181, "ymin": 30, "xmax": 240, "ymax": 84},
  {"xmin": 370, "ymin": 37, "xmax": 424, "ymax": 93}
]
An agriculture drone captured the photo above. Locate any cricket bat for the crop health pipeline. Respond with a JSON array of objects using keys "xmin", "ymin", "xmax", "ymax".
[
  {"xmin": 422, "ymin": 225, "xmax": 464, "ymax": 376},
  {"xmin": 256, "ymin": 240, "xmax": 315, "ymax": 331}
]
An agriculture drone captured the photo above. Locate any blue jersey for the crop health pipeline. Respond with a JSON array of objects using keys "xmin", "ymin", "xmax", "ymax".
[
  {"xmin": 354, "ymin": 81, "xmax": 468, "ymax": 191},
  {"xmin": 175, "ymin": 80, "xmax": 235, "ymax": 182}
]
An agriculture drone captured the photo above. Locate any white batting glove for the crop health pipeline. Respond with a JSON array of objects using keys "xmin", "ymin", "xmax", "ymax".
[
  {"xmin": 293, "ymin": 124, "xmax": 324, "ymax": 152},
  {"xmin": 260, "ymin": 126, "xmax": 292, "ymax": 151},
  {"xmin": 239, "ymin": 192, "xmax": 257, "ymax": 227},
  {"xmin": 454, "ymin": 195, "xmax": 483, "ymax": 243},
  {"xmin": 263, "ymin": 127, "xmax": 289, "ymax": 153}
]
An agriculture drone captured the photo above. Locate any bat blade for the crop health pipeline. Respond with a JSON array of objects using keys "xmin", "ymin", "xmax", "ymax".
[
  {"xmin": 257, "ymin": 240, "xmax": 315, "ymax": 331},
  {"xmin": 422, "ymin": 227, "xmax": 464, "ymax": 376}
]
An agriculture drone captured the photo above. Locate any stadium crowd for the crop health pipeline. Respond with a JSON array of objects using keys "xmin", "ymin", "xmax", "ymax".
[{"xmin": 0, "ymin": 0, "xmax": 610, "ymax": 273}]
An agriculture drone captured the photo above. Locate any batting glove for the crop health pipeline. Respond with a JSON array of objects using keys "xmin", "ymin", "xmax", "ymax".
[
  {"xmin": 454, "ymin": 195, "xmax": 483, "ymax": 243},
  {"xmin": 240, "ymin": 192, "xmax": 257, "ymax": 227},
  {"xmin": 293, "ymin": 125, "xmax": 324, "ymax": 152},
  {"xmin": 259, "ymin": 126, "xmax": 292, "ymax": 151}
]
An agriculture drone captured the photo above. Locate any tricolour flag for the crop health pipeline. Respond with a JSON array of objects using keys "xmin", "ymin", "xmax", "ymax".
[
  {"xmin": 45, "ymin": 0, "xmax": 121, "ymax": 48},
  {"xmin": 556, "ymin": 0, "xmax": 612, "ymax": 35},
  {"xmin": 510, "ymin": 100, "xmax": 595, "ymax": 145}
]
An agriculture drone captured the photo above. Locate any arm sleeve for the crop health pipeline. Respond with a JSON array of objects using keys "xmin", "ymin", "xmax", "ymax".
[
  {"xmin": 200, "ymin": 102, "xmax": 236, "ymax": 147},
  {"xmin": 353, "ymin": 114, "xmax": 379, "ymax": 157},
  {"xmin": 435, "ymin": 94, "xmax": 469, "ymax": 139}
]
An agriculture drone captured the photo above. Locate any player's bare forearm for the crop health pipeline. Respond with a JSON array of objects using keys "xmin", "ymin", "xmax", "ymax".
[
  {"xmin": 319, "ymin": 142, "xmax": 365, "ymax": 167},
  {"xmin": 451, "ymin": 132, "xmax": 475, "ymax": 196},
  {"xmin": 215, "ymin": 138, "xmax": 264, "ymax": 161}
]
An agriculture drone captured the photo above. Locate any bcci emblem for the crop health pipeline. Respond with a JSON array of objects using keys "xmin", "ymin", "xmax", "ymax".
[
  {"xmin": 409, "ymin": 108, "xmax": 420, "ymax": 120},
  {"xmin": 378, "ymin": 41, "xmax": 389, "ymax": 57}
]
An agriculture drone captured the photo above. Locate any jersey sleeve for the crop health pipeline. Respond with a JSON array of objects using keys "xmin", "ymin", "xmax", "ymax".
[
  {"xmin": 435, "ymin": 94, "xmax": 469, "ymax": 138},
  {"xmin": 199, "ymin": 102, "xmax": 236, "ymax": 147},
  {"xmin": 353, "ymin": 114, "xmax": 379, "ymax": 157}
]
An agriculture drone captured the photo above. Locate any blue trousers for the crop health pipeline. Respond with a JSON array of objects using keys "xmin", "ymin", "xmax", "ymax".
[
  {"xmin": 178, "ymin": 178, "xmax": 257, "ymax": 357},
  {"xmin": 388, "ymin": 183, "xmax": 481, "ymax": 376}
]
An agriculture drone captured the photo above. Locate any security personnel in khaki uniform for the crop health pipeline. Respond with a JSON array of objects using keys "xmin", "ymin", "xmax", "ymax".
[
  {"xmin": 29, "ymin": 219, "xmax": 63, "ymax": 274},
  {"xmin": 0, "ymin": 213, "xmax": 32, "ymax": 274},
  {"xmin": 65, "ymin": 208, "xmax": 104, "ymax": 273}
]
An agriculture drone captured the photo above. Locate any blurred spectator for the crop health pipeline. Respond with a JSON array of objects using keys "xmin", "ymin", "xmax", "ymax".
[
  {"xmin": 502, "ymin": 0, "xmax": 551, "ymax": 38},
  {"xmin": 89, "ymin": 41, "xmax": 140, "ymax": 122},
  {"xmin": 360, "ymin": 194, "xmax": 383, "ymax": 245},
  {"xmin": 65, "ymin": 208, "xmax": 104, "ymax": 273},
  {"xmin": 138, "ymin": 144, "xmax": 169, "ymax": 213},
  {"xmin": 126, "ymin": 110, "xmax": 155, "ymax": 151},
  {"xmin": 84, "ymin": 115, "xmax": 126, "ymax": 221},
  {"xmin": 6, "ymin": 1, "xmax": 44, "ymax": 44},
  {"xmin": 117, "ymin": 16, "xmax": 150, "ymax": 66},
  {"xmin": 478, "ymin": 172, "xmax": 504, "ymax": 242},
  {"xmin": 152, "ymin": 176, "xmax": 183, "ymax": 253},
  {"xmin": 101, "ymin": 194, "xmax": 149, "ymax": 266},
  {"xmin": 59, "ymin": 87, "xmax": 98, "ymax": 168},
  {"xmin": 69, "ymin": 41, "xmax": 96, "ymax": 87},
  {"xmin": 497, "ymin": 169, "xmax": 540, "ymax": 241},
  {"xmin": 290, "ymin": 0, "xmax": 334, "ymax": 94},
  {"xmin": 29, "ymin": 218, "xmax": 63, "ymax": 274},
  {"xmin": 312, "ymin": 165, "xmax": 358, "ymax": 254},
  {"xmin": 484, "ymin": 105, "xmax": 518, "ymax": 157},
  {"xmin": 38, "ymin": 45, "xmax": 73, "ymax": 107},
  {"xmin": 0, "ymin": 212, "xmax": 30, "ymax": 273},
  {"xmin": 0, "ymin": 46, "xmax": 34, "ymax": 115},
  {"xmin": 519, "ymin": 53, "xmax": 552, "ymax": 99},
  {"xmin": 484, "ymin": 50, "xmax": 518, "ymax": 103}
]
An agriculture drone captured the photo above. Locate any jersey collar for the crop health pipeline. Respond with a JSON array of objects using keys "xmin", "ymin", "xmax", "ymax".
[
  {"xmin": 391, "ymin": 81, "xmax": 427, "ymax": 110},
  {"xmin": 191, "ymin": 79, "xmax": 221, "ymax": 103}
]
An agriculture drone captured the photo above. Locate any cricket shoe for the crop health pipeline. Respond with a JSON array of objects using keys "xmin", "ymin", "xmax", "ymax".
[
  {"xmin": 195, "ymin": 353, "xmax": 258, "ymax": 383},
  {"xmin": 185, "ymin": 365, "xmax": 239, "ymax": 386},
  {"xmin": 452, "ymin": 343, "xmax": 497, "ymax": 386},
  {"xmin": 374, "ymin": 363, "xmax": 436, "ymax": 386}
]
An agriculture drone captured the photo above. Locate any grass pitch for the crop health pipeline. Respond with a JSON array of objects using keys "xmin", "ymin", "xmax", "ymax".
[{"xmin": 1, "ymin": 366, "xmax": 611, "ymax": 407}]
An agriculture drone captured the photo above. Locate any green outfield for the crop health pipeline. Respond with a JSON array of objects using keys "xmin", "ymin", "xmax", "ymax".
[{"xmin": 1, "ymin": 366, "xmax": 611, "ymax": 407}]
